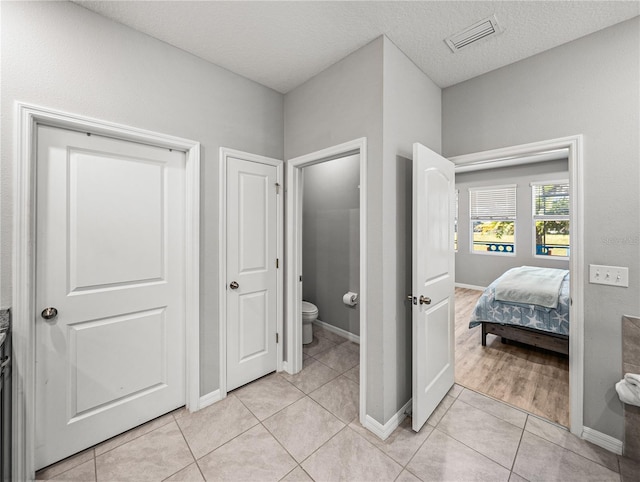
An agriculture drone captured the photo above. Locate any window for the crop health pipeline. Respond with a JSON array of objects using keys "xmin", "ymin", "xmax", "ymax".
[
  {"xmin": 532, "ymin": 181, "xmax": 570, "ymax": 257},
  {"xmin": 469, "ymin": 185, "xmax": 516, "ymax": 255}
]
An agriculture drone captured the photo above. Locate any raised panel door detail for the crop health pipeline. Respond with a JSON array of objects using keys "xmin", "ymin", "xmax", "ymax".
[
  {"xmin": 238, "ymin": 291, "xmax": 268, "ymax": 361},
  {"xmin": 238, "ymin": 171, "xmax": 268, "ymax": 273},
  {"xmin": 68, "ymin": 149, "xmax": 165, "ymax": 292},
  {"xmin": 423, "ymin": 300, "xmax": 451, "ymax": 386},
  {"xmin": 69, "ymin": 308, "xmax": 167, "ymax": 417},
  {"xmin": 422, "ymin": 169, "xmax": 451, "ymax": 285}
]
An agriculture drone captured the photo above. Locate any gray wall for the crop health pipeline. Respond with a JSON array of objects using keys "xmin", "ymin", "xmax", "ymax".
[
  {"xmin": 381, "ymin": 37, "xmax": 442, "ymax": 422},
  {"xmin": 456, "ymin": 160, "xmax": 570, "ymax": 287},
  {"xmin": 443, "ymin": 17, "xmax": 640, "ymax": 440},
  {"xmin": 285, "ymin": 36, "xmax": 442, "ymax": 424},
  {"xmin": 0, "ymin": 1, "xmax": 284, "ymax": 395},
  {"xmin": 302, "ymin": 155, "xmax": 360, "ymax": 336},
  {"xmin": 285, "ymin": 37, "xmax": 386, "ymax": 421}
]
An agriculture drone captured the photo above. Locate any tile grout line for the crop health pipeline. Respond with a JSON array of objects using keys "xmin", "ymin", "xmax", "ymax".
[
  {"xmin": 523, "ymin": 429, "xmax": 621, "ymax": 474},
  {"xmin": 283, "ymin": 361, "xmax": 343, "ymax": 395},
  {"xmin": 401, "ymin": 425, "xmax": 437, "ymax": 481},
  {"xmin": 172, "ymin": 415, "xmax": 205, "ymax": 481},
  {"xmin": 258, "ymin": 413, "xmax": 312, "ymax": 477},
  {"xmin": 396, "ymin": 385, "xmax": 467, "ymax": 475},
  {"xmin": 260, "ymin": 361, "xmax": 362, "ymax": 471},
  {"xmin": 233, "ymin": 374, "xmax": 306, "ymax": 422},
  {"xmin": 509, "ymin": 413, "xmax": 528, "ymax": 477},
  {"xmin": 391, "ymin": 407, "xmax": 447, "ymax": 474},
  {"xmin": 306, "ymin": 373, "xmax": 358, "ymax": 405},
  {"xmin": 35, "ymin": 448, "xmax": 95, "ymax": 481},
  {"xmin": 293, "ymin": 423, "xmax": 354, "ymax": 472},
  {"xmin": 257, "ymin": 375, "xmax": 354, "ymax": 469},
  {"xmin": 37, "ymin": 409, "xmax": 178, "ymax": 480},
  {"xmin": 95, "ymin": 411, "xmax": 176, "ymax": 459},
  {"xmin": 433, "ymin": 425, "xmax": 517, "ymax": 474},
  {"xmin": 303, "ymin": 339, "xmax": 338, "ymax": 359},
  {"xmin": 179, "ymin": 393, "xmax": 263, "ymax": 464},
  {"xmin": 278, "ymin": 464, "xmax": 309, "ymax": 482},
  {"xmin": 434, "ymin": 397, "xmax": 519, "ymax": 473},
  {"xmin": 344, "ymin": 418, "xmax": 406, "ymax": 472},
  {"xmin": 523, "ymin": 414, "xmax": 621, "ymax": 473},
  {"xmin": 453, "ymin": 397, "xmax": 527, "ymax": 432},
  {"xmin": 459, "ymin": 385, "xmax": 533, "ymax": 420},
  {"xmin": 307, "ymin": 354, "xmax": 359, "ymax": 381}
]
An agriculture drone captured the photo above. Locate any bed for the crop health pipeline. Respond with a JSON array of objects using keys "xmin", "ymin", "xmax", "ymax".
[{"xmin": 469, "ymin": 266, "xmax": 570, "ymax": 355}]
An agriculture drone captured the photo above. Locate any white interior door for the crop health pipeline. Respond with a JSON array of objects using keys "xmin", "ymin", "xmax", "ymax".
[
  {"xmin": 35, "ymin": 126, "xmax": 186, "ymax": 469},
  {"xmin": 226, "ymin": 156, "xmax": 279, "ymax": 391},
  {"xmin": 411, "ymin": 142, "xmax": 455, "ymax": 432}
]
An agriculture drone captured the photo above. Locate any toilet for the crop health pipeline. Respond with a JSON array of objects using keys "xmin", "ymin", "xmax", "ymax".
[{"xmin": 302, "ymin": 301, "xmax": 318, "ymax": 344}]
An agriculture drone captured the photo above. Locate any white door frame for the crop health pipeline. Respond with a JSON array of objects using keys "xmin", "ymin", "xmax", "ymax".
[
  {"xmin": 12, "ymin": 102, "xmax": 201, "ymax": 480},
  {"xmin": 449, "ymin": 134, "xmax": 584, "ymax": 436},
  {"xmin": 218, "ymin": 148, "xmax": 284, "ymax": 399},
  {"xmin": 285, "ymin": 138, "xmax": 367, "ymax": 425}
]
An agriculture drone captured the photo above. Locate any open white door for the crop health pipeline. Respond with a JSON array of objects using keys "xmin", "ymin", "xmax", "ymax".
[{"xmin": 411, "ymin": 142, "xmax": 455, "ymax": 432}]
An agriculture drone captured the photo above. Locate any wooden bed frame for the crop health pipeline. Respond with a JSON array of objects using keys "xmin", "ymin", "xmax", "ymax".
[{"xmin": 481, "ymin": 321, "xmax": 569, "ymax": 356}]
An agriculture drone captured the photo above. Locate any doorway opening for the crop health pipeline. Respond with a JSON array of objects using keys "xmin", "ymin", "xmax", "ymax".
[
  {"xmin": 450, "ymin": 136, "xmax": 583, "ymax": 434},
  {"xmin": 285, "ymin": 138, "xmax": 367, "ymax": 425}
]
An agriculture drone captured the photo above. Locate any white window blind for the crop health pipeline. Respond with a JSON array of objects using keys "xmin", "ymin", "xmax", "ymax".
[
  {"xmin": 469, "ymin": 186, "xmax": 516, "ymax": 220},
  {"xmin": 532, "ymin": 182, "xmax": 569, "ymax": 217}
]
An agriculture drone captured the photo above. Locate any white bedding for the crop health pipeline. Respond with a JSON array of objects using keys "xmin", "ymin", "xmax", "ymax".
[{"xmin": 494, "ymin": 266, "xmax": 569, "ymax": 309}]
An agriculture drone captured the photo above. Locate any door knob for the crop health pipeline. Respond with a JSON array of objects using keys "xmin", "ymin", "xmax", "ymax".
[
  {"xmin": 419, "ymin": 296, "xmax": 431, "ymax": 305},
  {"xmin": 41, "ymin": 307, "xmax": 58, "ymax": 320},
  {"xmin": 229, "ymin": 281, "xmax": 239, "ymax": 290}
]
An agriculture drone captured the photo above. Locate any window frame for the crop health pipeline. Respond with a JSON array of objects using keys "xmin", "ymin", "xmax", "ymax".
[
  {"xmin": 468, "ymin": 184, "xmax": 517, "ymax": 257},
  {"xmin": 531, "ymin": 179, "xmax": 570, "ymax": 260}
]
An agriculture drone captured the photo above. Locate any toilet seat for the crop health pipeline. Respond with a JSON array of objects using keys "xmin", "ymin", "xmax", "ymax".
[{"xmin": 302, "ymin": 301, "xmax": 318, "ymax": 315}]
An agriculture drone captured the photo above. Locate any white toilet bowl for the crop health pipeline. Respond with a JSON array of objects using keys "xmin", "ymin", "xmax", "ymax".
[{"xmin": 302, "ymin": 301, "xmax": 318, "ymax": 345}]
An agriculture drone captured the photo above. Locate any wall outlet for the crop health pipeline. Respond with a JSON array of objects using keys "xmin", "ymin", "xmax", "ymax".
[{"xmin": 589, "ymin": 264, "xmax": 629, "ymax": 287}]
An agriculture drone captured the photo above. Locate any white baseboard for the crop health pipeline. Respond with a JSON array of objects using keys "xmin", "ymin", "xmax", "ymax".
[
  {"xmin": 581, "ymin": 426, "xmax": 623, "ymax": 455},
  {"xmin": 362, "ymin": 399, "xmax": 412, "ymax": 441},
  {"xmin": 199, "ymin": 389, "xmax": 222, "ymax": 410},
  {"xmin": 455, "ymin": 283, "xmax": 486, "ymax": 291},
  {"xmin": 314, "ymin": 319, "xmax": 360, "ymax": 344}
]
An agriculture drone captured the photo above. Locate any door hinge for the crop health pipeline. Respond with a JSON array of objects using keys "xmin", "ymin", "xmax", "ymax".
[
  {"xmin": 299, "ymin": 275, "xmax": 302, "ymax": 282},
  {"xmin": 276, "ymin": 333, "xmax": 279, "ymax": 343},
  {"xmin": 275, "ymin": 182, "xmax": 281, "ymax": 194},
  {"xmin": 276, "ymin": 258, "xmax": 279, "ymax": 269}
]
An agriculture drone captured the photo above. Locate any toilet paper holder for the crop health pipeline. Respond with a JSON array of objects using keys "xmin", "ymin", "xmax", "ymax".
[{"xmin": 343, "ymin": 292, "xmax": 359, "ymax": 306}]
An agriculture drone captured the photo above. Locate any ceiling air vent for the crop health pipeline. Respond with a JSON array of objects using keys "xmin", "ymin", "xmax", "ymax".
[{"xmin": 445, "ymin": 15, "xmax": 503, "ymax": 53}]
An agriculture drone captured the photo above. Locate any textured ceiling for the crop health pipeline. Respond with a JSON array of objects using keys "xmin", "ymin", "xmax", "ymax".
[{"xmin": 75, "ymin": 1, "xmax": 639, "ymax": 93}]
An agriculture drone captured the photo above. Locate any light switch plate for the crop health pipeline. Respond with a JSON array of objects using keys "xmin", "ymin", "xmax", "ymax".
[{"xmin": 589, "ymin": 264, "xmax": 629, "ymax": 287}]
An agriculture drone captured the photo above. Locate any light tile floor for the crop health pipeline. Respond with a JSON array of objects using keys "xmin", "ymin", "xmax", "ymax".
[{"xmin": 37, "ymin": 326, "xmax": 637, "ymax": 481}]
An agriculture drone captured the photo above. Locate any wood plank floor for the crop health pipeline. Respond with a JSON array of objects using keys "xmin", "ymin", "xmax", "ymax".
[{"xmin": 455, "ymin": 287, "xmax": 570, "ymax": 427}]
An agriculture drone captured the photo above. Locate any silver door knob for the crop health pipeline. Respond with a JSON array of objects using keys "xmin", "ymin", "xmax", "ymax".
[
  {"xmin": 419, "ymin": 296, "xmax": 431, "ymax": 305},
  {"xmin": 229, "ymin": 281, "xmax": 239, "ymax": 290},
  {"xmin": 41, "ymin": 307, "xmax": 58, "ymax": 320}
]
